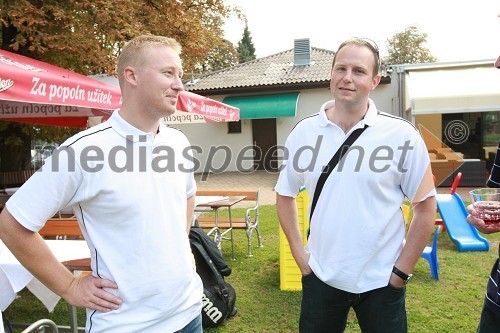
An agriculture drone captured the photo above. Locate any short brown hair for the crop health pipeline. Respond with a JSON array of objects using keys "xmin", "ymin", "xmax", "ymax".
[{"xmin": 332, "ymin": 38, "xmax": 380, "ymax": 77}]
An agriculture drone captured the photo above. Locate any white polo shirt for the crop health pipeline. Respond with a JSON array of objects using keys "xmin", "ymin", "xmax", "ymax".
[
  {"xmin": 276, "ymin": 99, "xmax": 435, "ymax": 293},
  {"xmin": 7, "ymin": 111, "xmax": 202, "ymax": 332}
]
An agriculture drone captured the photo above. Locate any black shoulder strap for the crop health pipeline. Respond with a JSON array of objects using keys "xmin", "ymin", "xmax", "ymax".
[
  {"xmin": 190, "ymin": 226, "xmax": 231, "ymax": 276},
  {"xmin": 190, "ymin": 240, "xmax": 228, "ymax": 292},
  {"xmin": 309, "ymin": 124, "xmax": 368, "ymax": 223}
]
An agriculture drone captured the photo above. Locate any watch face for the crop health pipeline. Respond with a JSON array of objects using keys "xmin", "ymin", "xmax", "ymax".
[{"xmin": 405, "ymin": 274, "xmax": 413, "ymax": 284}]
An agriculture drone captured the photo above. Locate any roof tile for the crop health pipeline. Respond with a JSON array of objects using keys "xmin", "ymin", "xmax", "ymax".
[{"xmin": 185, "ymin": 47, "xmax": 335, "ymax": 92}]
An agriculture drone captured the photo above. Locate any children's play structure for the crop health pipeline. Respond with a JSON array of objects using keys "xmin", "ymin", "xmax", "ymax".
[{"xmin": 435, "ymin": 173, "xmax": 489, "ymax": 252}]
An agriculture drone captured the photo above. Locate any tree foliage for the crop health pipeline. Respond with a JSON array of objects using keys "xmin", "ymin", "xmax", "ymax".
[
  {"xmin": 237, "ymin": 24, "xmax": 256, "ymax": 63},
  {"xmin": 195, "ymin": 38, "xmax": 238, "ymax": 74},
  {"xmin": 0, "ymin": 0, "xmax": 243, "ymax": 171},
  {"xmin": 385, "ymin": 25, "xmax": 437, "ymax": 65},
  {"xmin": 1, "ymin": 0, "xmax": 241, "ymax": 74}
]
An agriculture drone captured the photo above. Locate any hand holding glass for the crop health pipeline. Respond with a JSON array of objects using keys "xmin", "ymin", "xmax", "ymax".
[{"xmin": 470, "ymin": 188, "xmax": 500, "ymax": 224}]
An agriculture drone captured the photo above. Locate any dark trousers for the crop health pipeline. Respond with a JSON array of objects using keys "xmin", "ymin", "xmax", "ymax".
[
  {"xmin": 477, "ymin": 301, "xmax": 500, "ymax": 333},
  {"xmin": 300, "ymin": 272, "xmax": 407, "ymax": 333},
  {"xmin": 477, "ymin": 259, "xmax": 500, "ymax": 333}
]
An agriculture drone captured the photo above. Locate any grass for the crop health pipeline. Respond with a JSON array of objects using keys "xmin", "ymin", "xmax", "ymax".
[{"xmin": 4, "ymin": 205, "xmax": 500, "ymax": 332}]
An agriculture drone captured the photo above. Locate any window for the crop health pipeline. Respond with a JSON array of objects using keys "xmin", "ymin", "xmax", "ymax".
[{"xmin": 227, "ymin": 120, "xmax": 242, "ymax": 134}]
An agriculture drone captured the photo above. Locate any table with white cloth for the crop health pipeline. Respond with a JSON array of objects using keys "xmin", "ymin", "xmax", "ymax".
[{"xmin": 0, "ymin": 239, "xmax": 90, "ymax": 330}]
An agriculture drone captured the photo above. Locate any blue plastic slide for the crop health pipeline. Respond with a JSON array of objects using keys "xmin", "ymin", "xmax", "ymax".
[{"xmin": 436, "ymin": 193, "xmax": 489, "ymax": 252}]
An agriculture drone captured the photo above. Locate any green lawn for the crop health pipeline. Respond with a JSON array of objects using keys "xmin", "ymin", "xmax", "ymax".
[{"xmin": 4, "ymin": 205, "xmax": 500, "ymax": 332}]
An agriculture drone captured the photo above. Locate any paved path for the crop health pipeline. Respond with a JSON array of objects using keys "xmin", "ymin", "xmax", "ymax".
[
  {"xmin": 195, "ymin": 171, "xmax": 477, "ymax": 206},
  {"xmin": 195, "ymin": 171, "xmax": 278, "ymax": 205}
]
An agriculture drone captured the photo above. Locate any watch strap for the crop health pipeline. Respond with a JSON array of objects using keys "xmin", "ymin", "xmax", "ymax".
[{"xmin": 392, "ymin": 266, "xmax": 412, "ymax": 283}]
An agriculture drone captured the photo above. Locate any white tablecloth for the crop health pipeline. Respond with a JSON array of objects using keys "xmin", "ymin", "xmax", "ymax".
[
  {"xmin": 195, "ymin": 196, "xmax": 228, "ymax": 206},
  {"xmin": 0, "ymin": 239, "xmax": 90, "ymax": 312}
]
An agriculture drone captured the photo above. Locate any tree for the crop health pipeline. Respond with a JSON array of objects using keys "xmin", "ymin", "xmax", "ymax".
[
  {"xmin": 237, "ymin": 24, "xmax": 256, "ymax": 63},
  {"xmin": 385, "ymin": 25, "xmax": 437, "ymax": 65},
  {"xmin": 1, "ymin": 0, "xmax": 240, "ymax": 77},
  {"xmin": 196, "ymin": 38, "xmax": 239, "ymax": 74},
  {"xmin": 0, "ymin": 0, "xmax": 241, "ymax": 171}
]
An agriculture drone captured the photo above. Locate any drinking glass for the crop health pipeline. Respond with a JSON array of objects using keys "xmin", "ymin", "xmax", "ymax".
[{"xmin": 470, "ymin": 188, "xmax": 500, "ymax": 224}]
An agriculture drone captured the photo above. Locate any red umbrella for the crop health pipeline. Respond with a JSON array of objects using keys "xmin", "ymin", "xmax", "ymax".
[
  {"xmin": 0, "ymin": 49, "xmax": 239, "ymax": 128},
  {"xmin": 0, "ymin": 49, "xmax": 122, "ymax": 128},
  {"xmin": 174, "ymin": 90, "xmax": 239, "ymax": 123}
]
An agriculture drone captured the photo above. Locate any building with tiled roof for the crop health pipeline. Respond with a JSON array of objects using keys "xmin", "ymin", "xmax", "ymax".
[{"xmin": 184, "ymin": 46, "xmax": 335, "ymax": 94}]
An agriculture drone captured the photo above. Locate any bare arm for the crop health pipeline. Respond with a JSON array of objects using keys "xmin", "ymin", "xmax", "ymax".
[
  {"xmin": 0, "ymin": 208, "xmax": 122, "ymax": 312},
  {"xmin": 186, "ymin": 194, "xmax": 195, "ymax": 234},
  {"xmin": 276, "ymin": 193, "xmax": 311, "ymax": 275},
  {"xmin": 392, "ymin": 195, "xmax": 437, "ymax": 287}
]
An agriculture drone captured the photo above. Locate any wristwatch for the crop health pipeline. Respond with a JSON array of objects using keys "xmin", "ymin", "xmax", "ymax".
[{"xmin": 392, "ymin": 266, "xmax": 413, "ymax": 284}]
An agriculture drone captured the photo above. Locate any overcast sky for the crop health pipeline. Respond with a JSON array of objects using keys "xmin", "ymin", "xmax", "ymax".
[{"xmin": 223, "ymin": 0, "xmax": 500, "ymax": 62}]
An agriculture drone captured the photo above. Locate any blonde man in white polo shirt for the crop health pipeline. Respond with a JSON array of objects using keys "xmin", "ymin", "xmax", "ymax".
[
  {"xmin": 276, "ymin": 38, "xmax": 437, "ymax": 333},
  {"xmin": 0, "ymin": 35, "xmax": 203, "ymax": 332}
]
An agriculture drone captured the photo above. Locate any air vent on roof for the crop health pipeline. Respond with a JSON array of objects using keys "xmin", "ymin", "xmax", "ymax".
[{"xmin": 294, "ymin": 38, "xmax": 311, "ymax": 66}]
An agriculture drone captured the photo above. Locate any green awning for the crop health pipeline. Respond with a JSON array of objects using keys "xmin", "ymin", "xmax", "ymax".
[{"xmin": 223, "ymin": 93, "xmax": 299, "ymax": 119}]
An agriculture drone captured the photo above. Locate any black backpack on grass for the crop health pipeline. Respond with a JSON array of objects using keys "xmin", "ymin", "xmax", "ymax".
[{"xmin": 189, "ymin": 226, "xmax": 236, "ymax": 328}]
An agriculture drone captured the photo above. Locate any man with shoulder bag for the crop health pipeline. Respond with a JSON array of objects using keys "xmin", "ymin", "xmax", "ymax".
[{"xmin": 276, "ymin": 38, "xmax": 436, "ymax": 333}]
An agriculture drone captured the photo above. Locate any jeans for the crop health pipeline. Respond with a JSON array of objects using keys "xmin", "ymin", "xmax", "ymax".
[
  {"xmin": 300, "ymin": 272, "xmax": 407, "ymax": 333},
  {"xmin": 174, "ymin": 314, "xmax": 202, "ymax": 333}
]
